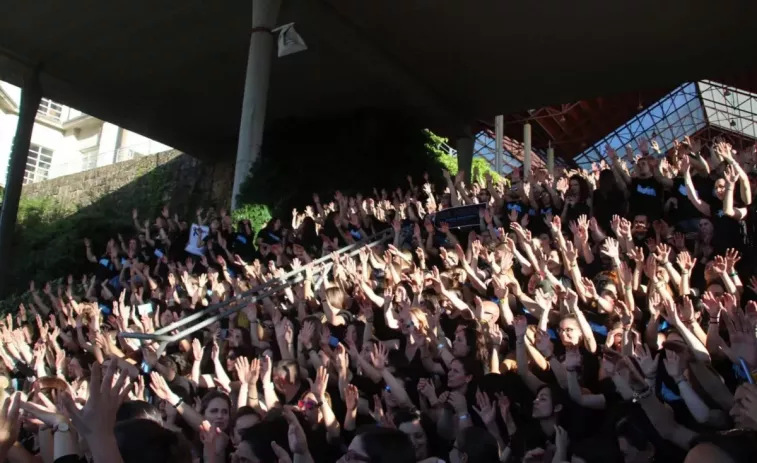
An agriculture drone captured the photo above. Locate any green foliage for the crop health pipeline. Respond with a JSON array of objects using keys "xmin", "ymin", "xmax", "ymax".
[
  {"xmin": 231, "ymin": 203, "xmax": 272, "ymax": 235},
  {"xmin": 235, "ymin": 114, "xmax": 506, "ymax": 221},
  {"xmin": 0, "ymin": 157, "xmax": 191, "ymax": 308},
  {"xmin": 424, "ymin": 129, "xmax": 503, "ymax": 185}
]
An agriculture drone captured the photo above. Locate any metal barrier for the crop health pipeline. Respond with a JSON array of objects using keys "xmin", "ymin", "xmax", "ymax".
[{"xmin": 120, "ymin": 228, "xmax": 393, "ymax": 356}]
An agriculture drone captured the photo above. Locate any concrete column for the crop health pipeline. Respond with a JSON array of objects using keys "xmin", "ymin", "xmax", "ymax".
[
  {"xmin": 547, "ymin": 142, "xmax": 555, "ymax": 175},
  {"xmin": 494, "ymin": 115, "xmax": 504, "ymax": 174},
  {"xmin": 0, "ymin": 73, "xmax": 41, "ymax": 296},
  {"xmin": 100, "ymin": 122, "xmax": 121, "ymax": 165},
  {"xmin": 456, "ymin": 135, "xmax": 474, "ymax": 185},
  {"xmin": 232, "ymin": 0, "xmax": 282, "ymax": 210},
  {"xmin": 523, "ymin": 123, "xmax": 532, "ymax": 177}
]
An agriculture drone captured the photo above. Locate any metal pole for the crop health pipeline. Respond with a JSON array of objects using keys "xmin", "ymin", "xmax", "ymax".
[
  {"xmin": 127, "ymin": 229, "xmax": 392, "ymax": 340},
  {"xmin": 547, "ymin": 141, "xmax": 555, "ymax": 176},
  {"xmin": 232, "ymin": 0, "xmax": 282, "ymax": 210},
  {"xmin": 0, "ymin": 72, "xmax": 41, "ymax": 296},
  {"xmin": 494, "ymin": 115, "xmax": 504, "ymax": 175}
]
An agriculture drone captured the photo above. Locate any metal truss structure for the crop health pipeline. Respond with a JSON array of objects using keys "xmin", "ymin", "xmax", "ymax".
[
  {"xmin": 572, "ymin": 80, "xmax": 757, "ymax": 169},
  {"xmin": 468, "ymin": 79, "xmax": 757, "ymax": 175}
]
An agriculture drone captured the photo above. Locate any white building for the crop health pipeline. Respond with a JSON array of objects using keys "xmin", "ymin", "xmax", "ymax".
[{"xmin": 0, "ymin": 81, "xmax": 171, "ymax": 186}]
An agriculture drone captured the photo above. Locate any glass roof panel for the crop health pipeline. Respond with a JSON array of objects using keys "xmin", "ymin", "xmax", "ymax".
[
  {"xmin": 576, "ymin": 83, "xmax": 706, "ymax": 161},
  {"xmin": 698, "ymin": 80, "xmax": 757, "ymax": 139}
]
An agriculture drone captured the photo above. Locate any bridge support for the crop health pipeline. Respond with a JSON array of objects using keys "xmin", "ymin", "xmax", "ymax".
[
  {"xmin": 0, "ymin": 72, "xmax": 41, "ymax": 296},
  {"xmin": 232, "ymin": 0, "xmax": 282, "ymax": 210}
]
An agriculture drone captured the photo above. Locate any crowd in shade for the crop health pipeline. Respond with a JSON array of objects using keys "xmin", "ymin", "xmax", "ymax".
[{"xmin": 1, "ymin": 135, "xmax": 757, "ymax": 463}]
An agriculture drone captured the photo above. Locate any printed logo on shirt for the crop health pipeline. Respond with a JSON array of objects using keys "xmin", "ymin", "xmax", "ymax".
[
  {"xmin": 678, "ymin": 184, "xmax": 688, "ymax": 197},
  {"xmin": 716, "ymin": 209, "xmax": 725, "ymax": 218},
  {"xmin": 507, "ymin": 203, "xmax": 523, "ymax": 214},
  {"xmin": 636, "ymin": 185, "xmax": 657, "ymax": 197}
]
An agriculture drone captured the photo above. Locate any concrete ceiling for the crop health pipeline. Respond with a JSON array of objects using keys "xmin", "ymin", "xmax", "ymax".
[{"xmin": 1, "ymin": 0, "xmax": 756, "ymax": 162}]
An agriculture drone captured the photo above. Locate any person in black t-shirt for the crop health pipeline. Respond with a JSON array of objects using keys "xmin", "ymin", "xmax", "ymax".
[{"xmin": 682, "ymin": 157, "xmax": 749, "ymax": 253}]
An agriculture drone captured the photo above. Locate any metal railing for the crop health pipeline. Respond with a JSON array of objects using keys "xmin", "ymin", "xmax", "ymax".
[{"xmin": 120, "ymin": 228, "xmax": 393, "ymax": 356}]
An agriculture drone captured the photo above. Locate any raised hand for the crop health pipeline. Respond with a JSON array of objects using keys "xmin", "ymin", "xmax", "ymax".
[
  {"xmin": 725, "ymin": 248, "xmax": 741, "ymax": 275},
  {"xmin": 472, "ymin": 388, "xmax": 497, "ymax": 426},
  {"xmin": 601, "ymin": 237, "xmax": 620, "ymax": 260},
  {"xmin": 417, "ymin": 378, "xmax": 438, "ymax": 405},
  {"xmin": 235, "ymin": 357, "xmax": 251, "ymax": 384},
  {"xmin": 344, "ymin": 384, "xmax": 359, "ymax": 412},
  {"xmin": 534, "ymin": 331, "xmax": 554, "ymax": 358},
  {"xmin": 0, "ymin": 393, "xmax": 21, "ymax": 460},
  {"xmin": 370, "ymin": 343, "xmax": 388, "ymax": 371},
  {"xmin": 61, "ymin": 360, "xmax": 130, "ymax": 442},
  {"xmin": 634, "ymin": 345, "xmax": 659, "ymax": 379},
  {"xmin": 663, "ymin": 350, "xmax": 683, "ymax": 381},
  {"xmin": 309, "ymin": 366, "xmax": 329, "ymax": 402}
]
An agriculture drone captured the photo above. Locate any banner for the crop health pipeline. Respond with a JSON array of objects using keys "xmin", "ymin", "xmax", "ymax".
[
  {"xmin": 277, "ymin": 23, "xmax": 308, "ymax": 57},
  {"xmin": 185, "ymin": 223, "xmax": 210, "ymax": 256},
  {"xmin": 432, "ymin": 203, "xmax": 486, "ymax": 229}
]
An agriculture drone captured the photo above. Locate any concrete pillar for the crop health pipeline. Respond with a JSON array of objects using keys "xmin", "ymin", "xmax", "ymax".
[
  {"xmin": 232, "ymin": 0, "xmax": 282, "ymax": 210},
  {"xmin": 494, "ymin": 115, "xmax": 504, "ymax": 174},
  {"xmin": 456, "ymin": 135, "xmax": 474, "ymax": 185},
  {"xmin": 523, "ymin": 123, "xmax": 532, "ymax": 177},
  {"xmin": 547, "ymin": 142, "xmax": 555, "ymax": 175},
  {"xmin": 100, "ymin": 122, "xmax": 121, "ymax": 165},
  {"xmin": 0, "ymin": 73, "xmax": 41, "ymax": 296}
]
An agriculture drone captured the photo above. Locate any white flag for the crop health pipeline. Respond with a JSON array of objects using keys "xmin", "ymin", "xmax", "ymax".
[{"xmin": 277, "ymin": 24, "xmax": 307, "ymax": 57}]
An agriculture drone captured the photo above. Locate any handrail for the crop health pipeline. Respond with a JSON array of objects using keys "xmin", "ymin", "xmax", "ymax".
[{"xmin": 120, "ymin": 228, "xmax": 393, "ymax": 352}]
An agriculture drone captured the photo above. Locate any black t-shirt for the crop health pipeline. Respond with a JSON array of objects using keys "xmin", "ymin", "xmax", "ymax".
[
  {"xmin": 707, "ymin": 196, "xmax": 746, "ymax": 252},
  {"xmin": 630, "ymin": 177, "xmax": 663, "ymax": 219},
  {"xmin": 528, "ymin": 205, "xmax": 555, "ymax": 237},
  {"xmin": 503, "ymin": 201, "xmax": 529, "ymax": 226},
  {"xmin": 671, "ymin": 176, "xmax": 704, "ymax": 223},
  {"xmin": 591, "ymin": 189, "xmax": 627, "ymax": 234}
]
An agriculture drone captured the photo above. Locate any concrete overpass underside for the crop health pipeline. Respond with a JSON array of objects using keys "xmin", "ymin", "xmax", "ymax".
[{"xmin": 1, "ymin": 0, "xmax": 757, "ymax": 164}]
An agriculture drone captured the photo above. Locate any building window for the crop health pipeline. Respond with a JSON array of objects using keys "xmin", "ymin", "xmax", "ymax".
[
  {"xmin": 24, "ymin": 144, "xmax": 53, "ymax": 184},
  {"xmin": 81, "ymin": 148, "xmax": 98, "ymax": 171},
  {"xmin": 37, "ymin": 98, "xmax": 63, "ymax": 121}
]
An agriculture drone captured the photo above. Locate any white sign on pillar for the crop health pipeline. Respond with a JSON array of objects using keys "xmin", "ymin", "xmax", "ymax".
[{"xmin": 275, "ymin": 23, "xmax": 308, "ymax": 57}]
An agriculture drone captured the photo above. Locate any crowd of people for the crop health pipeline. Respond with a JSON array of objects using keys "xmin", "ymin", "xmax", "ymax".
[{"xmin": 0, "ymin": 135, "xmax": 756, "ymax": 463}]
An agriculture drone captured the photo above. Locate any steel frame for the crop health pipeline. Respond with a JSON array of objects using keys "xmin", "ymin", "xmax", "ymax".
[{"xmin": 120, "ymin": 228, "xmax": 393, "ymax": 356}]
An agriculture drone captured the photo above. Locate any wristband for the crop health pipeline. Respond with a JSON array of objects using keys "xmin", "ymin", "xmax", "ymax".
[
  {"xmin": 173, "ymin": 397, "xmax": 184, "ymax": 408},
  {"xmin": 729, "ymin": 272, "xmax": 738, "ymax": 277}
]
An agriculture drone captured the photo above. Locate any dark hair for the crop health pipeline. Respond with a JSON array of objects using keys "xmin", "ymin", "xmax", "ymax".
[
  {"xmin": 355, "ymin": 426, "xmax": 416, "ymax": 463},
  {"xmin": 273, "ymin": 359, "xmax": 300, "ymax": 385},
  {"xmin": 114, "ymin": 419, "xmax": 192, "ymax": 463},
  {"xmin": 241, "ymin": 416, "xmax": 290, "ymax": 462},
  {"xmin": 455, "ymin": 427, "xmax": 499, "ymax": 462},
  {"xmin": 568, "ymin": 174, "xmax": 590, "ymax": 202},
  {"xmin": 116, "ymin": 400, "xmax": 162, "ymax": 424},
  {"xmin": 459, "ymin": 319, "xmax": 489, "ymax": 369},
  {"xmin": 455, "ymin": 353, "xmax": 485, "ymax": 382},
  {"xmin": 598, "ymin": 168, "xmax": 619, "ymax": 193},
  {"xmin": 535, "ymin": 383, "xmax": 566, "ymax": 416}
]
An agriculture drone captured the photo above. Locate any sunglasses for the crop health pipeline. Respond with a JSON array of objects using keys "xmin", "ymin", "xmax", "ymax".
[{"xmin": 298, "ymin": 400, "xmax": 318, "ymax": 410}]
